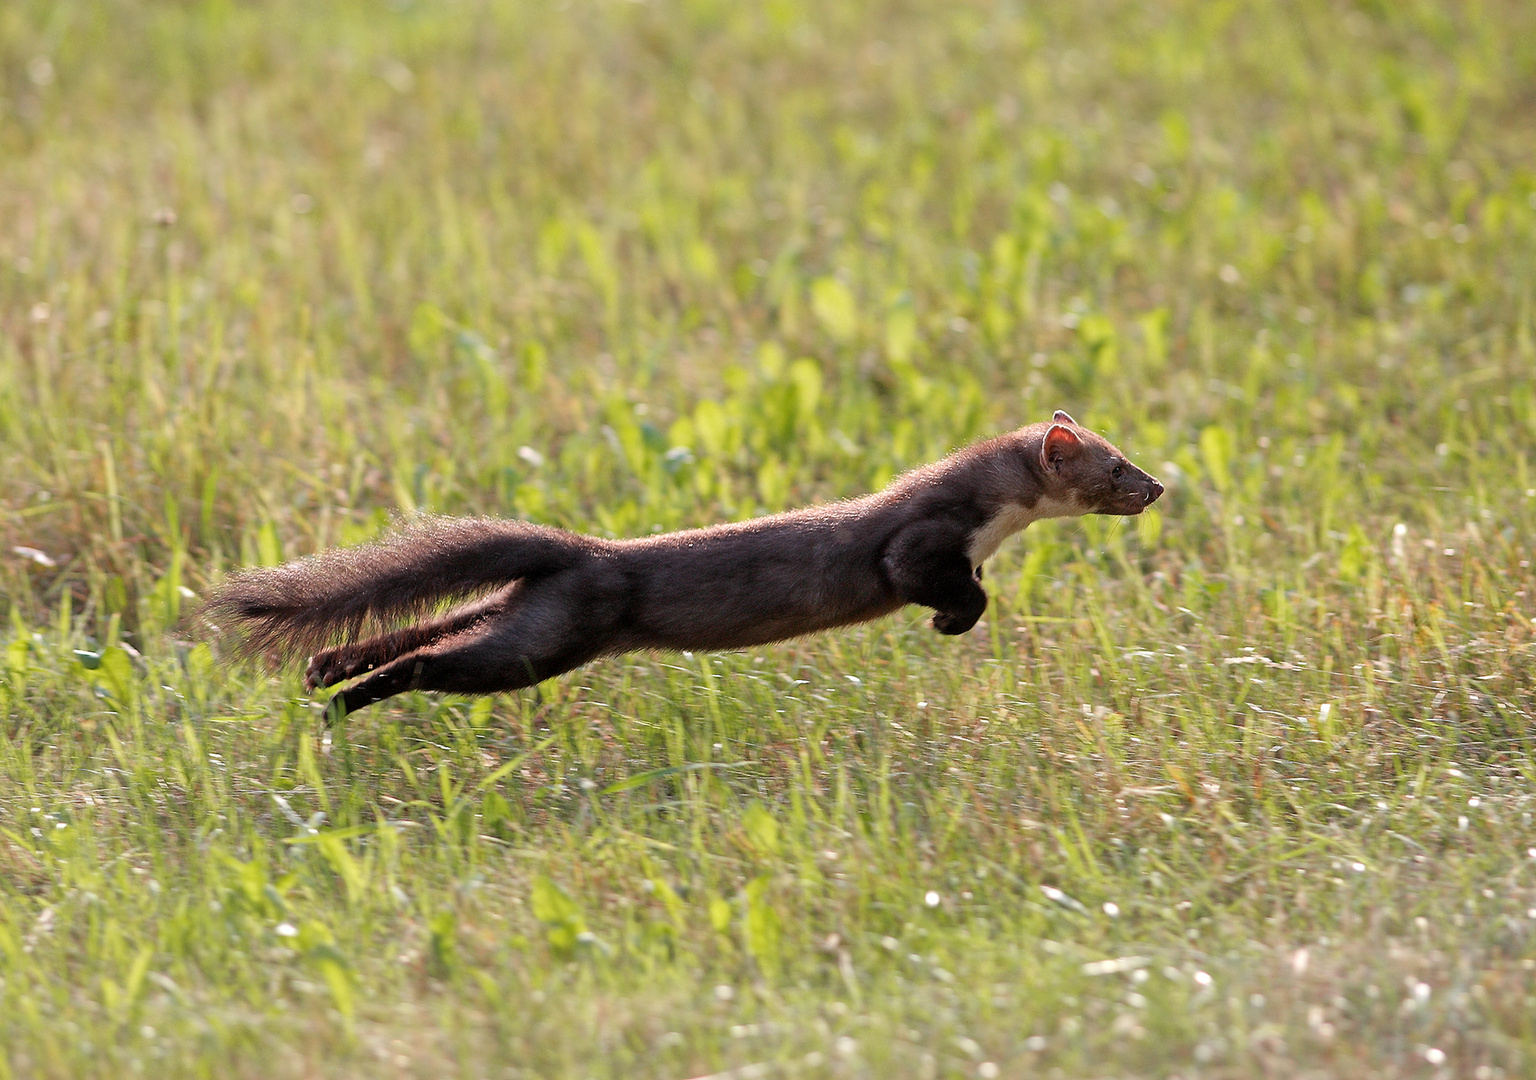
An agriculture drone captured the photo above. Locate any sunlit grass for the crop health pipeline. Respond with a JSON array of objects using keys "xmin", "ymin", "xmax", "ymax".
[{"xmin": 3, "ymin": 0, "xmax": 1536, "ymax": 1076}]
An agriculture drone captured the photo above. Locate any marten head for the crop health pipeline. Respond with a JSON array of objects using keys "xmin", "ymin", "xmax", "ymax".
[{"xmin": 1037, "ymin": 410, "xmax": 1163, "ymax": 516}]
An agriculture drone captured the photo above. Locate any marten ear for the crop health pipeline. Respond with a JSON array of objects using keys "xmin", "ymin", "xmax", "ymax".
[
  {"xmin": 1040, "ymin": 423, "xmax": 1082, "ymax": 471},
  {"xmin": 1052, "ymin": 409, "xmax": 1078, "ymax": 427}
]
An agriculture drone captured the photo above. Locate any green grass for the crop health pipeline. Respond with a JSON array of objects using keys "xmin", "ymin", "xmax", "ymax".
[{"xmin": 3, "ymin": 0, "xmax": 1536, "ymax": 1075}]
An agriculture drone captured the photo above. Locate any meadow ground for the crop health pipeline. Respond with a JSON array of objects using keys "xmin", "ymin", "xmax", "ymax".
[{"xmin": 3, "ymin": 0, "xmax": 1536, "ymax": 1076}]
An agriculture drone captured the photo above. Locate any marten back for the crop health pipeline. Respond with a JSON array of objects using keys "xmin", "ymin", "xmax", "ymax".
[{"xmin": 611, "ymin": 494, "xmax": 909, "ymax": 650}]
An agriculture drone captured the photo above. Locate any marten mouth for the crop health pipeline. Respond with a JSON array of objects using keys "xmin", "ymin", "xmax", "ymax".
[{"xmin": 1106, "ymin": 485, "xmax": 1163, "ymax": 516}]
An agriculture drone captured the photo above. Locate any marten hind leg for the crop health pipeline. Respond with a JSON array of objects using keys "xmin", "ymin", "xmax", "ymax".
[
  {"xmin": 305, "ymin": 589, "xmax": 513, "ymax": 691},
  {"xmin": 322, "ymin": 568, "xmax": 627, "ymax": 720},
  {"xmin": 323, "ymin": 625, "xmax": 602, "ymax": 719}
]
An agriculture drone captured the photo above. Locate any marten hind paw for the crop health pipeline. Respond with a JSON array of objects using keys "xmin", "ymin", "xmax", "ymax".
[
  {"xmin": 303, "ymin": 655, "xmax": 328, "ymax": 691},
  {"xmin": 306, "ymin": 649, "xmax": 364, "ymax": 691}
]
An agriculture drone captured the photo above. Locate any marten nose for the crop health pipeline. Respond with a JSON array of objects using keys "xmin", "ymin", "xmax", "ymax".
[{"xmin": 1145, "ymin": 479, "xmax": 1164, "ymax": 504}]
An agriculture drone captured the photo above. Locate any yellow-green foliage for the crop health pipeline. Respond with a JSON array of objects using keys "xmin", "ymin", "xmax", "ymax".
[{"xmin": 2, "ymin": 0, "xmax": 1536, "ymax": 1076}]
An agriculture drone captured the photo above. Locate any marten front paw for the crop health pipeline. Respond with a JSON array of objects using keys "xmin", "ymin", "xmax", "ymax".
[{"xmin": 931, "ymin": 610, "xmax": 976, "ymax": 635}]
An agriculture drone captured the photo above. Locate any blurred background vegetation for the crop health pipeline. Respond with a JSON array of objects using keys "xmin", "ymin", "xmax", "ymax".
[
  {"xmin": 3, "ymin": 0, "xmax": 1533, "ymax": 624},
  {"xmin": 2, "ymin": 0, "xmax": 1536, "ymax": 1076}
]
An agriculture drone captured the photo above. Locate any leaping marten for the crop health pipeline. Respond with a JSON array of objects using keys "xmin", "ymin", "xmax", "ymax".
[{"xmin": 207, "ymin": 411, "xmax": 1162, "ymax": 718}]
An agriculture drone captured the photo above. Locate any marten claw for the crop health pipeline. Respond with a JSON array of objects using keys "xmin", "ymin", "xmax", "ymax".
[
  {"xmin": 307, "ymin": 646, "xmax": 383, "ymax": 690},
  {"xmin": 306, "ymin": 650, "xmax": 350, "ymax": 691}
]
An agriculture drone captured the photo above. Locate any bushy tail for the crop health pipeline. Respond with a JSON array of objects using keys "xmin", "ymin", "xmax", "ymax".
[{"xmin": 203, "ymin": 516, "xmax": 590, "ymax": 662}]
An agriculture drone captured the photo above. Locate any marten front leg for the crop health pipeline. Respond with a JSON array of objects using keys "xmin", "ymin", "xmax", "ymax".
[{"xmin": 882, "ymin": 521, "xmax": 988, "ymax": 636}]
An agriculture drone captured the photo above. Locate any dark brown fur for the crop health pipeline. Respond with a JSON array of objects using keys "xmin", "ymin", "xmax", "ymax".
[{"xmin": 205, "ymin": 412, "xmax": 1162, "ymax": 718}]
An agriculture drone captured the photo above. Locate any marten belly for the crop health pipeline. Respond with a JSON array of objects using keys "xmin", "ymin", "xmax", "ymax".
[{"xmin": 643, "ymin": 592, "xmax": 906, "ymax": 652}]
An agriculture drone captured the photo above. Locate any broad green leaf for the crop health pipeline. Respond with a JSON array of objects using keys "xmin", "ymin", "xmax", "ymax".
[
  {"xmin": 1199, "ymin": 425, "xmax": 1233, "ymax": 493},
  {"xmin": 709, "ymin": 896, "xmax": 733, "ymax": 933},
  {"xmin": 530, "ymin": 875, "xmax": 581, "ymax": 927},
  {"xmin": 788, "ymin": 357, "xmax": 822, "ymax": 423},
  {"xmin": 743, "ymin": 801, "xmax": 780, "ymax": 856},
  {"xmin": 743, "ymin": 875, "xmax": 781, "ymax": 976},
  {"xmin": 1339, "ymin": 524, "xmax": 1371, "ymax": 583},
  {"xmin": 885, "ymin": 304, "xmax": 917, "ymax": 363},
  {"xmin": 811, "ymin": 277, "xmax": 857, "ymax": 342},
  {"xmin": 428, "ymin": 909, "xmax": 458, "ymax": 978}
]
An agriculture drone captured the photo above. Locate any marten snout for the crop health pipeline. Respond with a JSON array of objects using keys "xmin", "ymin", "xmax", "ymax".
[
  {"xmin": 1090, "ymin": 457, "xmax": 1162, "ymax": 515},
  {"xmin": 1116, "ymin": 467, "xmax": 1163, "ymax": 514}
]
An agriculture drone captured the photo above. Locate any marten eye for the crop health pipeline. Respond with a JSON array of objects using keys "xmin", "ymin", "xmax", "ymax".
[{"xmin": 1112, "ymin": 464, "xmax": 1124, "ymax": 480}]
